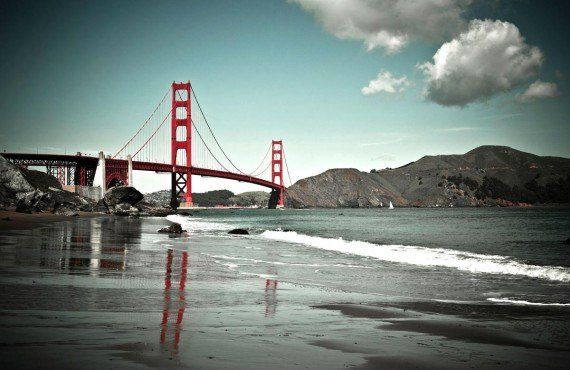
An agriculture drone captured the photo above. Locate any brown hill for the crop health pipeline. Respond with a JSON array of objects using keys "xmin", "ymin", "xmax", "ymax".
[{"xmin": 285, "ymin": 146, "xmax": 570, "ymax": 208}]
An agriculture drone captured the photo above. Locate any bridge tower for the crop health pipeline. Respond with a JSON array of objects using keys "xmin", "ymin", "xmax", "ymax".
[
  {"xmin": 271, "ymin": 140, "xmax": 284, "ymax": 208},
  {"xmin": 171, "ymin": 81, "xmax": 193, "ymax": 208}
]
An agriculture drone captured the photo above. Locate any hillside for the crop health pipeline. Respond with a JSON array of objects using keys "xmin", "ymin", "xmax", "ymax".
[
  {"xmin": 285, "ymin": 146, "xmax": 570, "ymax": 208},
  {"xmin": 144, "ymin": 189, "xmax": 269, "ymax": 208}
]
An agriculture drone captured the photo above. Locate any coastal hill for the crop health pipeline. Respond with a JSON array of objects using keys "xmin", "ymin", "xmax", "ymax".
[
  {"xmin": 285, "ymin": 145, "xmax": 570, "ymax": 208},
  {"xmin": 145, "ymin": 189, "xmax": 270, "ymax": 208}
]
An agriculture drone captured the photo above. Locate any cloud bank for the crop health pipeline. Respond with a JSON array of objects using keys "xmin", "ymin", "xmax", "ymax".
[
  {"xmin": 419, "ymin": 19, "xmax": 544, "ymax": 107},
  {"xmin": 362, "ymin": 71, "xmax": 410, "ymax": 95},
  {"xmin": 517, "ymin": 80, "xmax": 559, "ymax": 102},
  {"xmin": 290, "ymin": 0, "xmax": 472, "ymax": 54}
]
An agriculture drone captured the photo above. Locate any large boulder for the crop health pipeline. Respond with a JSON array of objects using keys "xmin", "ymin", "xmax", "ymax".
[
  {"xmin": 0, "ymin": 155, "xmax": 35, "ymax": 207},
  {"xmin": 21, "ymin": 168, "xmax": 62, "ymax": 191},
  {"xmin": 104, "ymin": 186, "xmax": 143, "ymax": 207}
]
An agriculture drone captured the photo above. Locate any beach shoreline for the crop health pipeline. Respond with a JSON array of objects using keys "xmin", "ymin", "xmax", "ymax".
[{"xmin": 0, "ymin": 210, "xmax": 568, "ymax": 369}]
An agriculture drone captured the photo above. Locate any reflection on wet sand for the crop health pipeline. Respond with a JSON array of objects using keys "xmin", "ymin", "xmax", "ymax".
[
  {"xmin": 264, "ymin": 279, "xmax": 278, "ymax": 317},
  {"xmin": 36, "ymin": 218, "xmax": 142, "ymax": 275},
  {"xmin": 160, "ymin": 248, "xmax": 188, "ymax": 356}
]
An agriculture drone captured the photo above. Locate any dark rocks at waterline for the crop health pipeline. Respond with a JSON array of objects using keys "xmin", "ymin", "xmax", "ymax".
[
  {"xmin": 104, "ymin": 186, "xmax": 143, "ymax": 207},
  {"xmin": 15, "ymin": 188, "xmax": 93, "ymax": 214},
  {"xmin": 564, "ymin": 238, "xmax": 570, "ymax": 245},
  {"xmin": 111, "ymin": 202, "xmax": 140, "ymax": 217},
  {"xmin": 158, "ymin": 222, "xmax": 185, "ymax": 234},
  {"xmin": 228, "ymin": 228, "xmax": 249, "ymax": 235},
  {"xmin": 136, "ymin": 201, "xmax": 175, "ymax": 217}
]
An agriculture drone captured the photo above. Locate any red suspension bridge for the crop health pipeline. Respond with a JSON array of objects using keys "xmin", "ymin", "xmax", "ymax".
[{"xmin": 3, "ymin": 81, "xmax": 292, "ymax": 208}]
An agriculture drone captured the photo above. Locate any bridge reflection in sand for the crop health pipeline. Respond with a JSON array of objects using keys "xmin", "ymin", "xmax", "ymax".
[{"xmin": 160, "ymin": 249, "xmax": 188, "ymax": 355}]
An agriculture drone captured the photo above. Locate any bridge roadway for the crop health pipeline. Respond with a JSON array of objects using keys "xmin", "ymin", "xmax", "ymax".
[{"xmin": 1, "ymin": 152, "xmax": 282, "ymax": 191}]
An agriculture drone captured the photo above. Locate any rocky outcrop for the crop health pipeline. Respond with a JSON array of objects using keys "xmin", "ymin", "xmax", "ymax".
[
  {"xmin": 286, "ymin": 146, "xmax": 570, "ymax": 208},
  {"xmin": 15, "ymin": 188, "xmax": 94, "ymax": 214},
  {"xmin": 0, "ymin": 155, "xmax": 35, "ymax": 207},
  {"xmin": 103, "ymin": 186, "xmax": 174, "ymax": 217},
  {"xmin": 104, "ymin": 186, "xmax": 143, "ymax": 207},
  {"xmin": 1, "ymin": 155, "xmax": 95, "ymax": 213}
]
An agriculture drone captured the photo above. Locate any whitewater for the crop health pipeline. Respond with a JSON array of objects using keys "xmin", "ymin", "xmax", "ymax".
[{"xmin": 261, "ymin": 230, "xmax": 570, "ymax": 282}]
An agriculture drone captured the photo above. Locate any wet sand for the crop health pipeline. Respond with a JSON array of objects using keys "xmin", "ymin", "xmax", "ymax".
[
  {"xmin": 0, "ymin": 215, "xmax": 569, "ymax": 369},
  {"xmin": 0, "ymin": 210, "xmax": 103, "ymax": 231}
]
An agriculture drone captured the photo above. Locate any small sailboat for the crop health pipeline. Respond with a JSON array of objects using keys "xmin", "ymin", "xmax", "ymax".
[
  {"xmin": 380, "ymin": 202, "xmax": 383, "ymax": 207},
  {"xmin": 389, "ymin": 201, "xmax": 394, "ymax": 209}
]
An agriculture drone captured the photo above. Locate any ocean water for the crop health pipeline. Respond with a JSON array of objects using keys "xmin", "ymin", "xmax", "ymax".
[{"xmin": 168, "ymin": 207, "xmax": 570, "ymax": 306}]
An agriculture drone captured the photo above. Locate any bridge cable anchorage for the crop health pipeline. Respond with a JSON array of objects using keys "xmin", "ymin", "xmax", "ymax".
[{"xmin": 113, "ymin": 86, "xmax": 171, "ymax": 159}]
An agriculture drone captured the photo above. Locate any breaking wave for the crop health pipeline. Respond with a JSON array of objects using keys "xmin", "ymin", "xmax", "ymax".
[
  {"xmin": 166, "ymin": 215, "xmax": 227, "ymax": 234},
  {"xmin": 487, "ymin": 298, "xmax": 570, "ymax": 306},
  {"xmin": 261, "ymin": 230, "xmax": 570, "ymax": 282}
]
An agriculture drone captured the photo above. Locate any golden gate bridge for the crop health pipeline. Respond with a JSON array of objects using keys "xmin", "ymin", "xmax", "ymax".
[{"xmin": 3, "ymin": 81, "xmax": 292, "ymax": 208}]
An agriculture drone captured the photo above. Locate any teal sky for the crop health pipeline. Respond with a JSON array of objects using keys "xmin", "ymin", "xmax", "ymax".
[{"xmin": 1, "ymin": 0, "xmax": 569, "ymax": 192}]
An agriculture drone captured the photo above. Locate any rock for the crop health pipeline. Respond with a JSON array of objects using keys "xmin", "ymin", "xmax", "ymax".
[
  {"xmin": 228, "ymin": 228, "xmax": 249, "ymax": 235},
  {"xmin": 1, "ymin": 217, "xmax": 11, "ymax": 221},
  {"xmin": 0, "ymin": 155, "xmax": 35, "ymax": 207},
  {"xmin": 137, "ymin": 201, "xmax": 175, "ymax": 217},
  {"xmin": 92, "ymin": 199, "xmax": 109, "ymax": 213},
  {"xmin": 21, "ymin": 169, "xmax": 62, "ymax": 191},
  {"xmin": 111, "ymin": 202, "xmax": 140, "ymax": 217},
  {"xmin": 564, "ymin": 238, "xmax": 570, "ymax": 245},
  {"xmin": 104, "ymin": 186, "xmax": 143, "ymax": 207},
  {"xmin": 55, "ymin": 208, "xmax": 79, "ymax": 217},
  {"xmin": 158, "ymin": 223, "xmax": 184, "ymax": 234}
]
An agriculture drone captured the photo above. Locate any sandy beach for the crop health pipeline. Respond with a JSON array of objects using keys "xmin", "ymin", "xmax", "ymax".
[{"xmin": 0, "ymin": 212, "xmax": 569, "ymax": 369}]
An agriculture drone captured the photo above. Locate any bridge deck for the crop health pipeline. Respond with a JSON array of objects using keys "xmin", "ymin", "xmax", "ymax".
[{"xmin": 2, "ymin": 153, "xmax": 282, "ymax": 191}]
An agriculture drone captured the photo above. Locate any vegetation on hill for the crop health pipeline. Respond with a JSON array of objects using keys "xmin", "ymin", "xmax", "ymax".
[{"xmin": 286, "ymin": 146, "xmax": 570, "ymax": 208}]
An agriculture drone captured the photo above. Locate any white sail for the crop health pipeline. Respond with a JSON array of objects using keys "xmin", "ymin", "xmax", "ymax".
[
  {"xmin": 380, "ymin": 202, "xmax": 383, "ymax": 207},
  {"xmin": 389, "ymin": 201, "xmax": 394, "ymax": 209}
]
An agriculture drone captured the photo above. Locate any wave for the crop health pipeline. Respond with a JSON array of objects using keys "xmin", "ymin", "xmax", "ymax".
[
  {"xmin": 487, "ymin": 298, "xmax": 570, "ymax": 306},
  {"xmin": 261, "ymin": 230, "xmax": 570, "ymax": 282},
  {"xmin": 166, "ymin": 215, "xmax": 227, "ymax": 234}
]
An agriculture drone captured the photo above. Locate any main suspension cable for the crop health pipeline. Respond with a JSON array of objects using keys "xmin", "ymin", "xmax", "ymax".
[{"xmin": 114, "ymin": 86, "xmax": 171, "ymax": 158}]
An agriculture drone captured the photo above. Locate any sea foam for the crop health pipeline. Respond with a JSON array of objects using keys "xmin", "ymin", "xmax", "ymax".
[
  {"xmin": 166, "ymin": 214, "xmax": 227, "ymax": 233},
  {"xmin": 261, "ymin": 230, "xmax": 570, "ymax": 282},
  {"xmin": 487, "ymin": 298, "xmax": 570, "ymax": 306}
]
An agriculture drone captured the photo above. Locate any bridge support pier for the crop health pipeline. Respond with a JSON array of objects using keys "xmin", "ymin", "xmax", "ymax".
[
  {"xmin": 99, "ymin": 151, "xmax": 106, "ymax": 198},
  {"xmin": 127, "ymin": 155, "xmax": 133, "ymax": 187}
]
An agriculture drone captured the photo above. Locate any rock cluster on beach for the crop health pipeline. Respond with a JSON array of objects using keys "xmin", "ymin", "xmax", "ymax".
[
  {"xmin": 1, "ymin": 155, "xmax": 92, "ymax": 215},
  {"xmin": 0, "ymin": 155, "xmax": 174, "ymax": 217},
  {"xmin": 100, "ymin": 186, "xmax": 175, "ymax": 217}
]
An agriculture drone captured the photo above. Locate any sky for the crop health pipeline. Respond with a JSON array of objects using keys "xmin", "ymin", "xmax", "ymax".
[{"xmin": 1, "ymin": 0, "xmax": 569, "ymax": 193}]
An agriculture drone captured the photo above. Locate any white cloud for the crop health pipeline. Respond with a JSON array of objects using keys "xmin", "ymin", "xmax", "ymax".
[
  {"xmin": 290, "ymin": 0, "xmax": 472, "ymax": 54},
  {"xmin": 419, "ymin": 19, "xmax": 544, "ymax": 107},
  {"xmin": 362, "ymin": 70, "xmax": 410, "ymax": 95},
  {"xmin": 517, "ymin": 80, "xmax": 560, "ymax": 102}
]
